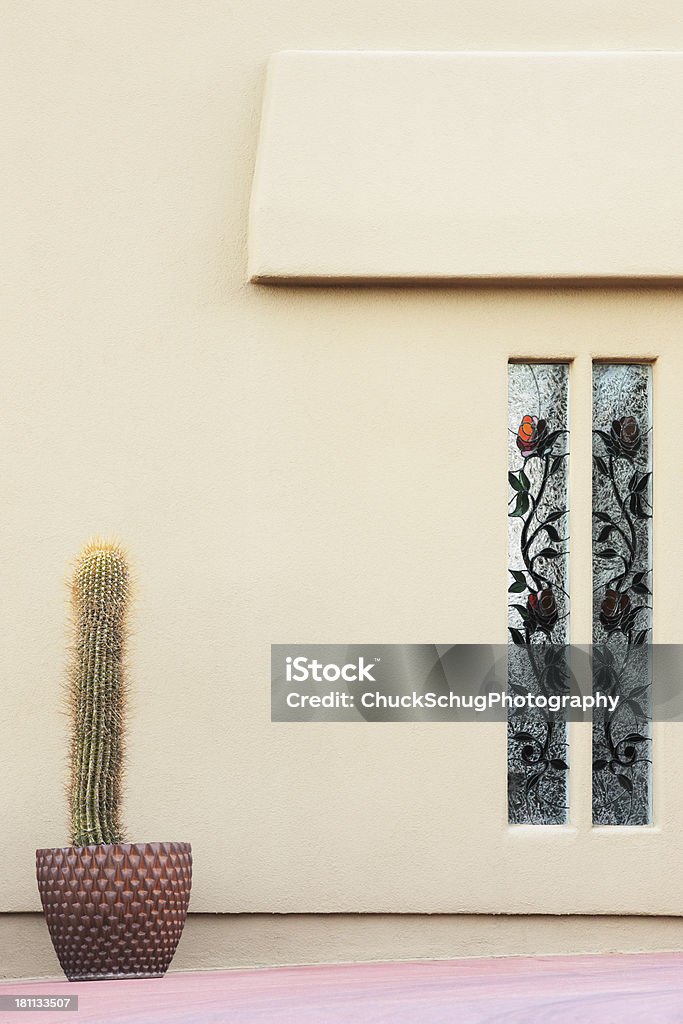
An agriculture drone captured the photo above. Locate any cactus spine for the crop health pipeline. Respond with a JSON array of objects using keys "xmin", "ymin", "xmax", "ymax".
[{"xmin": 69, "ymin": 541, "xmax": 129, "ymax": 846}]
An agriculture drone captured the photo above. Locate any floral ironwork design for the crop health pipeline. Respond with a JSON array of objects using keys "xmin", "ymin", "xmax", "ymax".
[
  {"xmin": 592, "ymin": 364, "xmax": 652, "ymax": 826},
  {"xmin": 508, "ymin": 363, "xmax": 570, "ymax": 825}
]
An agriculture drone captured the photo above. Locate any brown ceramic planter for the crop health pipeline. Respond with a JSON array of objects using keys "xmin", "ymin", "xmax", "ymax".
[{"xmin": 36, "ymin": 841, "xmax": 192, "ymax": 982}]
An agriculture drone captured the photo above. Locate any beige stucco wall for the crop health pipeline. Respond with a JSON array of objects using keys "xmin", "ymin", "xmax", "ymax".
[{"xmin": 3, "ymin": 0, "xmax": 683, "ymax": 974}]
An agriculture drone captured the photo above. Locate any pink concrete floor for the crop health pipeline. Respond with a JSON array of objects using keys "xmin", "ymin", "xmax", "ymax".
[{"xmin": 2, "ymin": 953, "xmax": 683, "ymax": 1023}]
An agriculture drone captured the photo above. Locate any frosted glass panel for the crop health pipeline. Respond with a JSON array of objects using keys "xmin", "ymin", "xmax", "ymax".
[
  {"xmin": 508, "ymin": 363, "xmax": 570, "ymax": 825},
  {"xmin": 592, "ymin": 363, "xmax": 653, "ymax": 826}
]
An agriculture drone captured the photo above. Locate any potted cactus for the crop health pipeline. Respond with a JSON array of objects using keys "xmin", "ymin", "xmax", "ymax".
[{"xmin": 36, "ymin": 541, "xmax": 192, "ymax": 981}]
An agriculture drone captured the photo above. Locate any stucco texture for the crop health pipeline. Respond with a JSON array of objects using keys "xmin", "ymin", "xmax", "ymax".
[{"xmin": 3, "ymin": 1, "xmax": 683, "ymax": 931}]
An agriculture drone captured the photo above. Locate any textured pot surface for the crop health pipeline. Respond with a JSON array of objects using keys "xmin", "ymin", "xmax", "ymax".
[{"xmin": 36, "ymin": 841, "xmax": 192, "ymax": 981}]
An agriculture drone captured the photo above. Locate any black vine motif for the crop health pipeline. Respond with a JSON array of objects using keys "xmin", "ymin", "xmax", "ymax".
[
  {"xmin": 593, "ymin": 415, "xmax": 652, "ymax": 824},
  {"xmin": 508, "ymin": 409, "xmax": 569, "ymax": 824}
]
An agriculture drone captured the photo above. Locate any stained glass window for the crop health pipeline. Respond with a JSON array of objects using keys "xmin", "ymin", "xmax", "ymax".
[
  {"xmin": 592, "ymin": 363, "xmax": 653, "ymax": 826},
  {"xmin": 508, "ymin": 362, "xmax": 570, "ymax": 825}
]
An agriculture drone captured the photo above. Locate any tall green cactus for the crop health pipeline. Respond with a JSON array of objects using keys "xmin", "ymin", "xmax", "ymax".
[{"xmin": 69, "ymin": 541, "xmax": 129, "ymax": 846}]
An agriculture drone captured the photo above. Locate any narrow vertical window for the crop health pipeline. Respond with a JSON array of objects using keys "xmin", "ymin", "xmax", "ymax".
[
  {"xmin": 592, "ymin": 363, "xmax": 653, "ymax": 825},
  {"xmin": 508, "ymin": 363, "xmax": 570, "ymax": 825}
]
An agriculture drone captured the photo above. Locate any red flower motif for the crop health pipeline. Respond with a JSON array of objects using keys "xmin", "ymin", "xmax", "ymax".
[
  {"xmin": 516, "ymin": 415, "xmax": 549, "ymax": 458},
  {"xmin": 527, "ymin": 588, "xmax": 559, "ymax": 634},
  {"xmin": 600, "ymin": 589, "xmax": 634, "ymax": 634}
]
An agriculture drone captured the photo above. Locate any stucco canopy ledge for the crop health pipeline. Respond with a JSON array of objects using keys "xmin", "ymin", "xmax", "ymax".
[{"xmin": 247, "ymin": 50, "xmax": 683, "ymax": 283}]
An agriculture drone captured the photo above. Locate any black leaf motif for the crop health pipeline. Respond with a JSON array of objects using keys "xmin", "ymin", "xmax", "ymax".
[
  {"xmin": 550, "ymin": 454, "xmax": 568, "ymax": 476},
  {"xmin": 617, "ymin": 774, "xmax": 633, "ymax": 794},
  {"xmin": 509, "ymin": 492, "xmax": 530, "ymax": 518}
]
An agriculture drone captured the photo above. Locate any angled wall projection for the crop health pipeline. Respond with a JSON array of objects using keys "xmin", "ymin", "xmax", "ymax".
[{"xmin": 250, "ymin": 51, "xmax": 683, "ymax": 282}]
